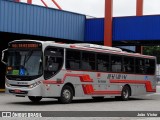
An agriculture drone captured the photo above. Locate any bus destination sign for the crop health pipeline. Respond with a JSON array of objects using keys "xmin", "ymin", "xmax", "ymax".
[{"xmin": 10, "ymin": 43, "xmax": 41, "ymax": 48}]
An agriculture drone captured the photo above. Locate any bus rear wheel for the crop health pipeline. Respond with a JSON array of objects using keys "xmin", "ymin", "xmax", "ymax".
[
  {"xmin": 28, "ymin": 96, "xmax": 42, "ymax": 103},
  {"xmin": 58, "ymin": 85, "xmax": 73, "ymax": 104},
  {"xmin": 121, "ymin": 85, "xmax": 130, "ymax": 101}
]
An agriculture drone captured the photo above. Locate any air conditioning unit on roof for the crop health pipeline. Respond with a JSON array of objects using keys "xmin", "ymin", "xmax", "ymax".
[{"xmin": 74, "ymin": 43, "xmax": 122, "ymax": 52}]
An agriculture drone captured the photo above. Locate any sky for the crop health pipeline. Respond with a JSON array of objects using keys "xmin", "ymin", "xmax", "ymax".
[{"xmin": 20, "ymin": 0, "xmax": 160, "ymax": 17}]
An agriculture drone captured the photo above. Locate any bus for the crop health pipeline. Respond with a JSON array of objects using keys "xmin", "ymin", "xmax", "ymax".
[{"xmin": 1, "ymin": 40, "xmax": 157, "ymax": 104}]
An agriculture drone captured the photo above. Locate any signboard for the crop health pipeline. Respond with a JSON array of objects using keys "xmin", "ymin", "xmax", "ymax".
[{"xmin": 9, "ymin": 42, "xmax": 42, "ymax": 49}]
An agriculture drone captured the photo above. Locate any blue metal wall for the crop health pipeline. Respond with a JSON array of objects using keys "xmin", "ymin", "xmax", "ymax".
[
  {"xmin": 113, "ymin": 16, "xmax": 160, "ymax": 41},
  {"xmin": 0, "ymin": 0, "xmax": 85, "ymax": 41},
  {"xmin": 85, "ymin": 18, "xmax": 104, "ymax": 42},
  {"xmin": 85, "ymin": 15, "xmax": 160, "ymax": 42}
]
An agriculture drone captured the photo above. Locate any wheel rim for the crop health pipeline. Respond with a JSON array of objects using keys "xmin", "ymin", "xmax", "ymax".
[
  {"xmin": 123, "ymin": 89, "xmax": 129, "ymax": 99},
  {"xmin": 62, "ymin": 89, "xmax": 71, "ymax": 100}
]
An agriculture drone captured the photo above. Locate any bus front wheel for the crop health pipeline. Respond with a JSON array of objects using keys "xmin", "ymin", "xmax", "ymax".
[
  {"xmin": 58, "ymin": 85, "xmax": 73, "ymax": 104},
  {"xmin": 28, "ymin": 96, "xmax": 42, "ymax": 103}
]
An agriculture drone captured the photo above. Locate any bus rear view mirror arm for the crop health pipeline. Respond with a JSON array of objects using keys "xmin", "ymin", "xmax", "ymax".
[{"xmin": 1, "ymin": 49, "xmax": 8, "ymax": 65}]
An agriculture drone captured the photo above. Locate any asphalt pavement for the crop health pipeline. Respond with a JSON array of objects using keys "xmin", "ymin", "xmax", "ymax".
[{"xmin": 1, "ymin": 86, "xmax": 160, "ymax": 120}]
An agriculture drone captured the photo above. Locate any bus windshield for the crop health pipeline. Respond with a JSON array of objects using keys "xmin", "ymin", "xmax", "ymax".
[{"xmin": 6, "ymin": 50, "xmax": 43, "ymax": 77}]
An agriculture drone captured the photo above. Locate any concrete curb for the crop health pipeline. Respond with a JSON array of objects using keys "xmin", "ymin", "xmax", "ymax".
[{"xmin": 0, "ymin": 89, "xmax": 5, "ymax": 92}]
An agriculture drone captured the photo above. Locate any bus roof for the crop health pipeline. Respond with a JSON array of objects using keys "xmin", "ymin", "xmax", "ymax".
[{"xmin": 11, "ymin": 40, "xmax": 156, "ymax": 59}]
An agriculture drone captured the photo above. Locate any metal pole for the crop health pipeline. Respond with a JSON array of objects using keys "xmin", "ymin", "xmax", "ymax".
[
  {"xmin": 136, "ymin": 0, "xmax": 143, "ymax": 53},
  {"xmin": 52, "ymin": 0, "xmax": 62, "ymax": 10},
  {"xmin": 136, "ymin": 0, "xmax": 143, "ymax": 16},
  {"xmin": 27, "ymin": 0, "xmax": 32, "ymax": 4},
  {"xmin": 41, "ymin": 0, "xmax": 48, "ymax": 7},
  {"xmin": 104, "ymin": 0, "xmax": 113, "ymax": 47}
]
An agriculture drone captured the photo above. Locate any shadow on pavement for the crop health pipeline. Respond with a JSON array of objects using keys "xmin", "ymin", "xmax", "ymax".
[{"xmin": 6, "ymin": 97, "xmax": 152, "ymax": 105}]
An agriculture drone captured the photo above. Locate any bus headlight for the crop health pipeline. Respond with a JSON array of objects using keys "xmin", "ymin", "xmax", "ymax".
[
  {"xmin": 29, "ymin": 81, "xmax": 41, "ymax": 88},
  {"xmin": 6, "ymin": 82, "xmax": 11, "ymax": 87}
]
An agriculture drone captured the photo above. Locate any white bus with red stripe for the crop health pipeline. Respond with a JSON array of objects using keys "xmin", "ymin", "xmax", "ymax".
[{"xmin": 2, "ymin": 40, "xmax": 157, "ymax": 104}]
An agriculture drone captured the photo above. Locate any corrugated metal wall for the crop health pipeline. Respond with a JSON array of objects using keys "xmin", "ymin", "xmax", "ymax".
[
  {"xmin": 113, "ymin": 16, "xmax": 160, "ymax": 41},
  {"xmin": 85, "ymin": 15, "xmax": 160, "ymax": 42},
  {"xmin": 3, "ymin": 0, "xmax": 14, "ymax": 1},
  {"xmin": 0, "ymin": 0, "xmax": 85, "ymax": 41},
  {"xmin": 5, "ymin": 0, "xmax": 15, "ymax": 1},
  {"xmin": 85, "ymin": 18, "xmax": 104, "ymax": 42}
]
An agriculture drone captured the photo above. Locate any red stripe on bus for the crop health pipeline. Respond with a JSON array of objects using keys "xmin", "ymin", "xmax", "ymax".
[
  {"xmin": 82, "ymin": 84, "xmax": 121, "ymax": 95},
  {"xmin": 82, "ymin": 84, "xmax": 94, "ymax": 94},
  {"xmin": 43, "ymin": 74, "xmax": 93, "ymax": 84},
  {"xmin": 110, "ymin": 80, "xmax": 156, "ymax": 92},
  {"xmin": 63, "ymin": 74, "xmax": 93, "ymax": 82}
]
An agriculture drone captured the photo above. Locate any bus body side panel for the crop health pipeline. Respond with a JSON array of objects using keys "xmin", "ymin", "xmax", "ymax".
[
  {"xmin": 136, "ymin": 75, "xmax": 156, "ymax": 93},
  {"xmin": 41, "ymin": 70, "xmax": 120, "ymax": 98},
  {"xmin": 41, "ymin": 84, "xmax": 62, "ymax": 97},
  {"xmin": 64, "ymin": 75, "xmax": 85, "ymax": 97},
  {"xmin": 41, "ymin": 70, "xmax": 156, "ymax": 98},
  {"xmin": 41, "ymin": 71, "xmax": 65, "ymax": 97},
  {"xmin": 130, "ymin": 84, "xmax": 145, "ymax": 96},
  {"xmin": 5, "ymin": 70, "xmax": 156, "ymax": 98}
]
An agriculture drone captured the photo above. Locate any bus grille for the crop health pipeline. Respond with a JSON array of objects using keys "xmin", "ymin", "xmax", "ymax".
[
  {"xmin": 10, "ymin": 84, "xmax": 30, "ymax": 87},
  {"xmin": 9, "ymin": 90, "xmax": 28, "ymax": 94}
]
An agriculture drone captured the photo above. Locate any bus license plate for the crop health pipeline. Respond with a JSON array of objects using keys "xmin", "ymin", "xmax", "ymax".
[{"xmin": 14, "ymin": 89, "xmax": 21, "ymax": 93}]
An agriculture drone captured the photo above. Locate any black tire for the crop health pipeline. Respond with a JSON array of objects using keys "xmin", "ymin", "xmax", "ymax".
[
  {"xmin": 58, "ymin": 85, "xmax": 73, "ymax": 104},
  {"xmin": 92, "ymin": 97, "xmax": 104, "ymax": 101},
  {"xmin": 28, "ymin": 96, "xmax": 42, "ymax": 103},
  {"xmin": 121, "ymin": 85, "xmax": 130, "ymax": 101}
]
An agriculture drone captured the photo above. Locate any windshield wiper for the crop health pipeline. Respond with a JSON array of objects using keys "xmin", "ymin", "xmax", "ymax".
[
  {"xmin": 24, "ymin": 50, "xmax": 33, "ymax": 63},
  {"xmin": 21, "ymin": 50, "xmax": 33, "ymax": 75}
]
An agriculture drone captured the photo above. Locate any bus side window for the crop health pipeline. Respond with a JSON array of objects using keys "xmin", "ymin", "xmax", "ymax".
[
  {"xmin": 66, "ymin": 49, "xmax": 81, "ymax": 70},
  {"xmin": 123, "ymin": 57, "xmax": 134, "ymax": 73},
  {"xmin": 44, "ymin": 47, "xmax": 64, "ymax": 79},
  {"xmin": 145, "ymin": 59, "xmax": 155, "ymax": 75},
  {"xmin": 97, "ymin": 54, "xmax": 109, "ymax": 72},
  {"xmin": 135, "ymin": 58, "xmax": 145, "ymax": 74},
  {"xmin": 45, "ymin": 57, "xmax": 59, "ymax": 71},
  {"xmin": 81, "ymin": 52, "xmax": 95, "ymax": 71},
  {"xmin": 111, "ymin": 55, "xmax": 122, "ymax": 72}
]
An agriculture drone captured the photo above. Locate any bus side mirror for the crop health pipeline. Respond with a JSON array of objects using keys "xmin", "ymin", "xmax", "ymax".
[{"xmin": 1, "ymin": 49, "xmax": 8, "ymax": 65}]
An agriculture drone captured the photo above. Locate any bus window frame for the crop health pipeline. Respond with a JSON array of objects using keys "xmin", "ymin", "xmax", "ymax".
[
  {"xmin": 65, "ymin": 48, "xmax": 156, "ymax": 75},
  {"xmin": 44, "ymin": 46, "xmax": 64, "ymax": 80}
]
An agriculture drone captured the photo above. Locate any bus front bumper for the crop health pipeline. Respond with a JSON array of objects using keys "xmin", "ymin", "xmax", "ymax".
[{"xmin": 5, "ymin": 84, "xmax": 42, "ymax": 97}]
